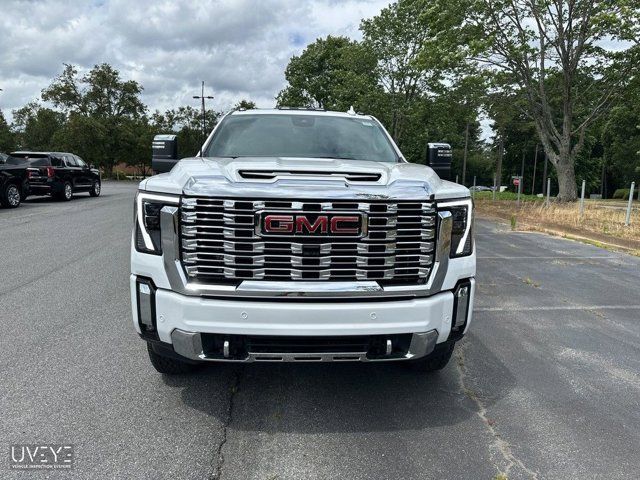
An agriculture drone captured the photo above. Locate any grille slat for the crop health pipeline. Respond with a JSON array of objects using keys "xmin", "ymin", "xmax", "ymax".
[{"xmin": 180, "ymin": 198, "xmax": 437, "ymax": 285}]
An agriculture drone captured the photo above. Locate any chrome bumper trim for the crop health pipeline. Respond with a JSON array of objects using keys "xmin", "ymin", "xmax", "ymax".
[
  {"xmin": 170, "ymin": 329, "xmax": 439, "ymax": 363},
  {"xmin": 161, "ymin": 206, "xmax": 453, "ymax": 299}
]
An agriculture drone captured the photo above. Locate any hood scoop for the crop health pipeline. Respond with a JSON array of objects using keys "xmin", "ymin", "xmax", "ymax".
[{"xmin": 238, "ymin": 169, "xmax": 382, "ymax": 183}]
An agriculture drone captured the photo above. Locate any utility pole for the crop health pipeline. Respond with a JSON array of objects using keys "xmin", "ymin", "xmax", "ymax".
[
  {"xmin": 462, "ymin": 121, "xmax": 469, "ymax": 185},
  {"xmin": 193, "ymin": 81, "xmax": 214, "ymax": 153}
]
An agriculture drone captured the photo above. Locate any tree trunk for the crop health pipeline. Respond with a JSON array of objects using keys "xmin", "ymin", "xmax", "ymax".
[
  {"xmin": 542, "ymin": 152, "xmax": 548, "ymax": 196},
  {"xmin": 555, "ymin": 155, "xmax": 577, "ymax": 202},
  {"xmin": 495, "ymin": 136, "xmax": 504, "ymax": 193},
  {"xmin": 531, "ymin": 144, "xmax": 538, "ymax": 195}
]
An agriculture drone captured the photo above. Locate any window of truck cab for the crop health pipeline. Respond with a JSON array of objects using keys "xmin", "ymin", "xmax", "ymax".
[{"xmin": 204, "ymin": 113, "xmax": 399, "ymax": 163}]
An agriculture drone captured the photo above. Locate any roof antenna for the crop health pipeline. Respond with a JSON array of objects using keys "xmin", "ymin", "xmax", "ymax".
[{"xmin": 347, "ymin": 106, "xmax": 356, "ymax": 115}]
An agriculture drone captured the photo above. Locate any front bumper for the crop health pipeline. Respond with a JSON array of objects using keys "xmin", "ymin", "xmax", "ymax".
[{"xmin": 131, "ymin": 275, "xmax": 475, "ymax": 363}]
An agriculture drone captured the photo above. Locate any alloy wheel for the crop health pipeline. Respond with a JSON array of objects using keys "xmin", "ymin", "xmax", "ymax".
[{"xmin": 7, "ymin": 185, "xmax": 20, "ymax": 207}]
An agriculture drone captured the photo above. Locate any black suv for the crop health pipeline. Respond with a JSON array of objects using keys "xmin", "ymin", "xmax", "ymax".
[
  {"xmin": 11, "ymin": 151, "xmax": 101, "ymax": 201},
  {"xmin": 0, "ymin": 154, "xmax": 30, "ymax": 208}
]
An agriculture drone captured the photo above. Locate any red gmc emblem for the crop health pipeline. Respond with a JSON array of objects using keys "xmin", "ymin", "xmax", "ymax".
[{"xmin": 259, "ymin": 212, "xmax": 364, "ymax": 237}]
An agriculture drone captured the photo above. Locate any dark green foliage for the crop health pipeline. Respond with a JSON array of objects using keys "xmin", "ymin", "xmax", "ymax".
[
  {"xmin": 12, "ymin": 102, "xmax": 66, "ymax": 151},
  {"xmin": 0, "ymin": 110, "xmax": 15, "ymax": 152},
  {"xmin": 7, "ymin": 63, "xmax": 223, "ymax": 175},
  {"xmin": 2, "ymin": 0, "xmax": 638, "ymax": 193},
  {"xmin": 612, "ymin": 189, "xmax": 631, "ymax": 200},
  {"xmin": 151, "ymin": 106, "xmax": 220, "ymax": 159},
  {"xmin": 276, "ymin": 35, "xmax": 381, "ymax": 112},
  {"xmin": 234, "ymin": 99, "xmax": 257, "ymax": 110}
]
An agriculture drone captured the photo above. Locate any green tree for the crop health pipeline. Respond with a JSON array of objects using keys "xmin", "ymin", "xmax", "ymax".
[
  {"xmin": 601, "ymin": 76, "xmax": 640, "ymax": 192},
  {"xmin": 276, "ymin": 36, "xmax": 381, "ymax": 111},
  {"xmin": 152, "ymin": 106, "xmax": 220, "ymax": 158},
  {"xmin": 0, "ymin": 110, "xmax": 15, "ymax": 152},
  {"xmin": 234, "ymin": 99, "xmax": 257, "ymax": 110},
  {"xmin": 11, "ymin": 102, "xmax": 66, "ymax": 151},
  {"xmin": 361, "ymin": 0, "xmax": 442, "ymax": 143},
  {"xmin": 42, "ymin": 63, "xmax": 147, "ymax": 173},
  {"xmin": 359, "ymin": 1, "xmax": 483, "ymax": 166},
  {"xmin": 429, "ymin": 0, "xmax": 640, "ymax": 201}
]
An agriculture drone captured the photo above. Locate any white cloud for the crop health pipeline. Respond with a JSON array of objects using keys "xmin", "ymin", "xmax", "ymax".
[{"xmin": 0, "ymin": 0, "xmax": 390, "ymax": 121}]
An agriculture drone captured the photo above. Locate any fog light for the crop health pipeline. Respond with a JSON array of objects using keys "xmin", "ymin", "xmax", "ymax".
[
  {"xmin": 453, "ymin": 283, "xmax": 470, "ymax": 329},
  {"xmin": 137, "ymin": 279, "xmax": 156, "ymax": 332}
]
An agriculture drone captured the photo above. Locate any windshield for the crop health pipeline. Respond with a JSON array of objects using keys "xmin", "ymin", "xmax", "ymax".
[{"xmin": 205, "ymin": 113, "xmax": 398, "ymax": 163}]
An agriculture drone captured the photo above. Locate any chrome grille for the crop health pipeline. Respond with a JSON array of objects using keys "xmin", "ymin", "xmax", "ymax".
[{"xmin": 180, "ymin": 198, "xmax": 437, "ymax": 285}]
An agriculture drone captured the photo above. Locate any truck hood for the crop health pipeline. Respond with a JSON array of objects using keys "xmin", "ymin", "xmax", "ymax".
[{"xmin": 140, "ymin": 156, "xmax": 469, "ymax": 200}]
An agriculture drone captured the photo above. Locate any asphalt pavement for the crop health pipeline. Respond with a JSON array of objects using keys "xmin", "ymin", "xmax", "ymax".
[{"xmin": 1, "ymin": 181, "xmax": 639, "ymax": 479}]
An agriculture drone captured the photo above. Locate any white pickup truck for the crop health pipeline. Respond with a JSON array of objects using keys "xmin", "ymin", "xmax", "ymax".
[{"xmin": 130, "ymin": 108, "xmax": 475, "ymax": 374}]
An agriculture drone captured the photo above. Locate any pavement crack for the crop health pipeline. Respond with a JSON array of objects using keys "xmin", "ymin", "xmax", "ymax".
[
  {"xmin": 210, "ymin": 367, "xmax": 243, "ymax": 480},
  {"xmin": 455, "ymin": 342, "xmax": 539, "ymax": 480}
]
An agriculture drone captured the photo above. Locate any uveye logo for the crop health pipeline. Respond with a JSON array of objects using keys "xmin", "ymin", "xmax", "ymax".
[{"xmin": 9, "ymin": 444, "xmax": 74, "ymax": 470}]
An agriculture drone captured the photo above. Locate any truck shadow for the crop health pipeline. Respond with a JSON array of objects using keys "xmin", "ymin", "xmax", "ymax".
[{"xmin": 162, "ymin": 334, "xmax": 515, "ymax": 433}]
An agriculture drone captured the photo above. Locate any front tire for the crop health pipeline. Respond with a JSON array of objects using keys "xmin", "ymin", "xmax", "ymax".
[
  {"xmin": 1, "ymin": 183, "xmax": 22, "ymax": 208},
  {"xmin": 407, "ymin": 340, "xmax": 455, "ymax": 373},
  {"xmin": 89, "ymin": 180, "xmax": 101, "ymax": 197},
  {"xmin": 146, "ymin": 343, "xmax": 200, "ymax": 374}
]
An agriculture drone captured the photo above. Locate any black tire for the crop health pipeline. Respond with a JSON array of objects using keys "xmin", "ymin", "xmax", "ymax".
[
  {"xmin": 1, "ymin": 183, "xmax": 22, "ymax": 209},
  {"xmin": 57, "ymin": 181, "xmax": 73, "ymax": 201},
  {"xmin": 146, "ymin": 343, "xmax": 199, "ymax": 374},
  {"xmin": 89, "ymin": 180, "xmax": 101, "ymax": 197},
  {"xmin": 407, "ymin": 340, "xmax": 456, "ymax": 373}
]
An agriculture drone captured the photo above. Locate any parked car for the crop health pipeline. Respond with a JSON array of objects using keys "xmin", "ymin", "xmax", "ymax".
[
  {"xmin": 0, "ymin": 155, "xmax": 30, "ymax": 208},
  {"xmin": 10, "ymin": 151, "xmax": 101, "ymax": 201},
  {"xmin": 469, "ymin": 185, "xmax": 492, "ymax": 192}
]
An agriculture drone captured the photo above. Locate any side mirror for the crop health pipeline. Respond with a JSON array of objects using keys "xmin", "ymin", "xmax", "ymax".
[
  {"xmin": 427, "ymin": 142, "xmax": 452, "ymax": 181},
  {"xmin": 152, "ymin": 134, "xmax": 179, "ymax": 174},
  {"xmin": 90, "ymin": 164, "xmax": 95, "ymax": 169}
]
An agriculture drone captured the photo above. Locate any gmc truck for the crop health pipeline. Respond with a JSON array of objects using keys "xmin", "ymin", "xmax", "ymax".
[{"xmin": 131, "ymin": 109, "xmax": 475, "ymax": 374}]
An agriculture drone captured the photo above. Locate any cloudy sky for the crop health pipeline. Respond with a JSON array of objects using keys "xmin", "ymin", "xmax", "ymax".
[{"xmin": 0, "ymin": 0, "xmax": 391, "ymax": 121}]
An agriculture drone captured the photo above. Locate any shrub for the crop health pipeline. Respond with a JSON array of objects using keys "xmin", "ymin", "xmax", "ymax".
[{"xmin": 612, "ymin": 188, "xmax": 630, "ymax": 200}]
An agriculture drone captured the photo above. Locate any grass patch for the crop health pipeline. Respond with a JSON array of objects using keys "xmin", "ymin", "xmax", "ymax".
[
  {"xmin": 476, "ymin": 197, "xmax": 640, "ymax": 243},
  {"xmin": 522, "ymin": 277, "xmax": 540, "ymax": 288},
  {"xmin": 474, "ymin": 191, "xmax": 543, "ymax": 202}
]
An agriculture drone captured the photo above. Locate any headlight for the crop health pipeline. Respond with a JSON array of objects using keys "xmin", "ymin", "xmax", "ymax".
[
  {"xmin": 135, "ymin": 192, "xmax": 180, "ymax": 255},
  {"xmin": 439, "ymin": 198, "xmax": 473, "ymax": 258}
]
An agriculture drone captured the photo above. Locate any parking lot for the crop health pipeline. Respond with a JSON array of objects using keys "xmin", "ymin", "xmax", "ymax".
[{"xmin": 1, "ymin": 180, "xmax": 639, "ymax": 479}]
